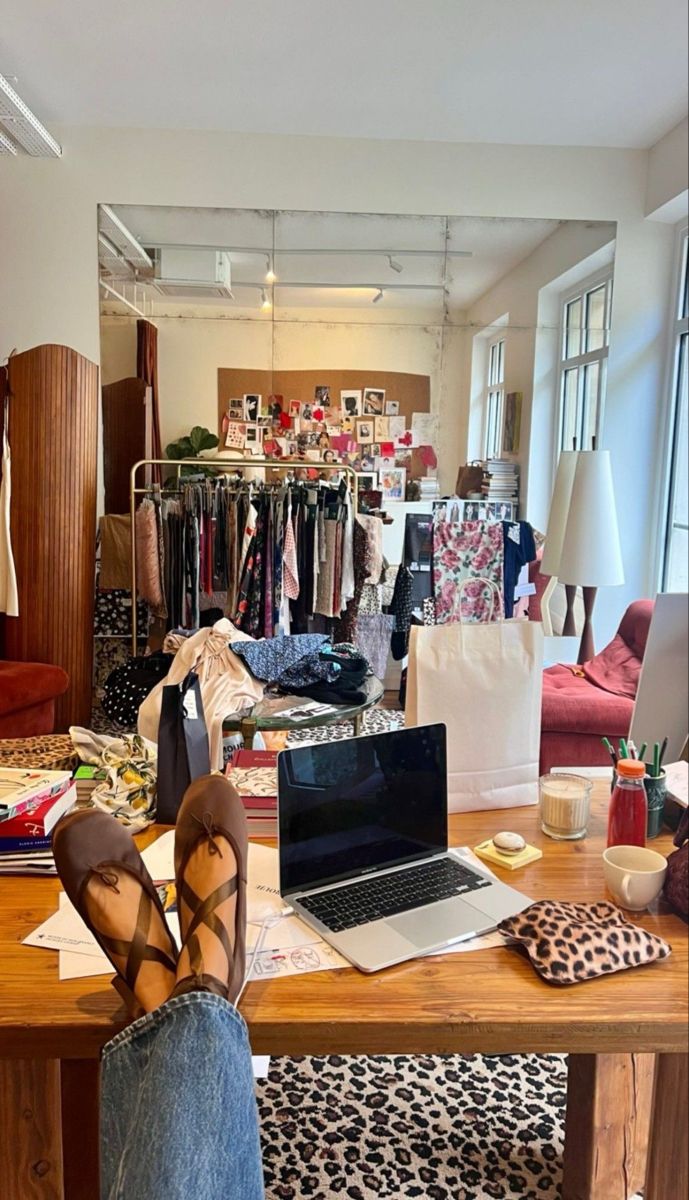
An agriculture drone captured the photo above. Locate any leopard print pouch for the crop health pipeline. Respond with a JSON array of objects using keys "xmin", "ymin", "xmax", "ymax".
[{"xmin": 498, "ymin": 899, "xmax": 672, "ymax": 985}]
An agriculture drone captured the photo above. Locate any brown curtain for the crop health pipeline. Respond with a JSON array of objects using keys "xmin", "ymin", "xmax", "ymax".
[{"xmin": 136, "ymin": 319, "xmax": 163, "ymax": 484}]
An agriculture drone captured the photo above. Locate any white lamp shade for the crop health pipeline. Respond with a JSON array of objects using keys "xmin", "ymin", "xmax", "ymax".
[
  {"xmin": 541, "ymin": 450, "xmax": 579, "ymax": 576},
  {"xmin": 557, "ymin": 450, "xmax": 625, "ymax": 587}
]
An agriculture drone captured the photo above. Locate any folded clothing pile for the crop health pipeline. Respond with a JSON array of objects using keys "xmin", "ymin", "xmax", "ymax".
[{"xmin": 230, "ymin": 634, "xmax": 370, "ymax": 706}]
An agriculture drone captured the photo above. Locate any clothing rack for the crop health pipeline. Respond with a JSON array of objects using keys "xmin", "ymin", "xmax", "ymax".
[{"xmin": 129, "ymin": 457, "xmax": 359, "ymax": 654}]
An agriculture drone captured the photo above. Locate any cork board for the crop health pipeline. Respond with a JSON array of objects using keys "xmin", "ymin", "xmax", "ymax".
[{"xmin": 218, "ymin": 368, "xmax": 430, "ymax": 434}]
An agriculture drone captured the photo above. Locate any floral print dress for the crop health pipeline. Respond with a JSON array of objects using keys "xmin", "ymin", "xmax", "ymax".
[{"xmin": 432, "ymin": 516, "xmax": 504, "ymax": 624}]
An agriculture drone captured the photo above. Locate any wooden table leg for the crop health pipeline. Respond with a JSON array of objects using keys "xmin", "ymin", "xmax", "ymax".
[
  {"xmin": 0, "ymin": 1058, "xmax": 64, "ymax": 1199},
  {"xmin": 354, "ymin": 713, "xmax": 363, "ymax": 736},
  {"xmin": 61, "ymin": 1060, "xmax": 100, "ymax": 1200},
  {"xmin": 562, "ymin": 1052, "xmax": 655, "ymax": 1200},
  {"xmin": 645, "ymin": 1053, "xmax": 688, "ymax": 1200}
]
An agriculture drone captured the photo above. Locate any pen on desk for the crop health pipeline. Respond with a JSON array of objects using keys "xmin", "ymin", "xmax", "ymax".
[
  {"xmin": 601, "ymin": 737, "xmax": 617, "ymax": 767},
  {"xmin": 659, "ymin": 736, "xmax": 668, "ymax": 771}
]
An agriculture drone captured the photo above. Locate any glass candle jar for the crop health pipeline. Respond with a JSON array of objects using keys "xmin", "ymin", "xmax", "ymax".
[{"xmin": 539, "ymin": 772, "xmax": 593, "ymax": 840}]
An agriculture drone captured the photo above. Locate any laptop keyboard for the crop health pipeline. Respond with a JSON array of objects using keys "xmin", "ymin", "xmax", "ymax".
[{"xmin": 298, "ymin": 857, "xmax": 492, "ymax": 932}]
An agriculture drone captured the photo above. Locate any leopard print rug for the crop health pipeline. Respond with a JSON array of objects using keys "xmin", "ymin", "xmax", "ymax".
[{"xmin": 257, "ymin": 1052, "xmax": 572, "ymax": 1199}]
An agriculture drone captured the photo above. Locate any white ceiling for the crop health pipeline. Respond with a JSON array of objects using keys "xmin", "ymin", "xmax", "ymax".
[
  {"xmin": 3, "ymin": 1, "xmax": 687, "ymax": 149},
  {"xmin": 103, "ymin": 206, "xmax": 570, "ymax": 312}
]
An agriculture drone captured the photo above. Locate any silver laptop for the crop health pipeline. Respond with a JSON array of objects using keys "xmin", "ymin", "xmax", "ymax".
[{"xmin": 277, "ymin": 723, "xmax": 530, "ymax": 973}]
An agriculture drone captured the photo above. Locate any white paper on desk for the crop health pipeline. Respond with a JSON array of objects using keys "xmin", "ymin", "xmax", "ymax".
[{"xmin": 141, "ymin": 829, "xmax": 176, "ymax": 881}]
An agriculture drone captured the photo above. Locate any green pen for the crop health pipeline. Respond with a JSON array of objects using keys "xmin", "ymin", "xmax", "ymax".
[
  {"xmin": 620, "ymin": 738, "xmax": 629, "ymax": 760},
  {"xmin": 653, "ymin": 742, "xmax": 661, "ymax": 779},
  {"xmin": 639, "ymin": 742, "xmax": 648, "ymax": 763}
]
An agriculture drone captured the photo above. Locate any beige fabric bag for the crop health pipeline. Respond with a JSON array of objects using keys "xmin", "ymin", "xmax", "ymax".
[{"xmin": 406, "ymin": 581, "xmax": 543, "ymax": 812}]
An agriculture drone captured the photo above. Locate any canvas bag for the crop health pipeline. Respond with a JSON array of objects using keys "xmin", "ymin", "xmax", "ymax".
[
  {"xmin": 156, "ymin": 670, "xmax": 211, "ymax": 823},
  {"xmin": 406, "ymin": 580, "xmax": 543, "ymax": 812}
]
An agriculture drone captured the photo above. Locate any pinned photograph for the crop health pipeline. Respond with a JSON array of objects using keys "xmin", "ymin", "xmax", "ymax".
[
  {"xmin": 385, "ymin": 400, "xmax": 400, "ymax": 416},
  {"xmin": 340, "ymin": 389, "xmax": 362, "ymax": 417},
  {"xmin": 380, "ymin": 466, "xmax": 406, "ymax": 502},
  {"xmin": 357, "ymin": 419, "xmax": 374, "ymax": 444},
  {"xmin": 301, "ymin": 402, "xmax": 313, "ymax": 422},
  {"xmin": 228, "ymin": 399, "xmax": 244, "ymax": 421},
  {"xmin": 244, "ymin": 425, "xmax": 264, "ymax": 452},
  {"xmin": 374, "ymin": 416, "xmax": 390, "ymax": 442},
  {"xmin": 225, "ymin": 422, "xmax": 246, "ymax": 450},
  {"xmin": 355, "ymin": 472, "xmax": 378, "ymax": 492},
  {"xmin": 363, "ymin": 388, "xmax": 386, "ymax": 416},
  {"xmin": 289, "ymin": 399, "xmax": 301, "ymax": 418},
  {"xmin": 387, "ymin": 416, "xmax": 406, "ymax": 442},
  {"xmin": 243, "ymin": 394, "xmax": 261, "ymax": 423},
  {"xmin": 341, "ymin": 415, "xmax": 355, "ymax": 433},
  {"xmin": 359, "ymin": 454, "xmax": 375, "ymax": 472},
  {"xmin": 314, "ymin": 385, "xmax": 331, "ymax": 406}
]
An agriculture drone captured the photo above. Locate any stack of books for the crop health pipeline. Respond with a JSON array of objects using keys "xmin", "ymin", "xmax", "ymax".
[
  {"xmin": 417, "ymin": 476, "xmax": 441, "ymax": 501},
  {"xmin": 0, "ymin": 769, "xmax": 77, "ymax": 874},
  {"xmin": 225, "ymin": 749, "xmax": 278, "ymax": 839},
  {"xmin": 481, "ymin": 459, "xmax": 520, "ymax": 503},
  {"xmin": 73, "ymin": 763, "xmax": 107, "ymax": 804}
]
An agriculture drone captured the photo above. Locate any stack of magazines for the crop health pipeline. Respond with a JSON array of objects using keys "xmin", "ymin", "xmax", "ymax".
[
  {"xmin": 0, "ymin": 768, "xmax": 77, "ymax": 874},
  {"xmin": 481, "ymin": 459, "xmax": 520, "ymax": 503}
]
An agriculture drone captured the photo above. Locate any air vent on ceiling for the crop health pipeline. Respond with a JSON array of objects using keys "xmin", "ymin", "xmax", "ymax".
[{"xmin": 154, "ymin": 248, "xmax": 233, "ymax": 298}]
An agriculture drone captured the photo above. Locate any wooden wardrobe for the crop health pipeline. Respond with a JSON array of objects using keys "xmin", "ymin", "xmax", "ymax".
[{"xmin": 3, "ymin": 344, "xmax": 98, "ymax": 730}]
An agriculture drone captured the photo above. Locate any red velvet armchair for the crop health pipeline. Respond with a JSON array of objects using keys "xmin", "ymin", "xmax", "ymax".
[
  {"xmin": 0, "ymin": 660, "xmax": 69, "ymax": 738},
  {"xmin": 540, "ymin": 600, "xmax": 654, "ymax": 774}
]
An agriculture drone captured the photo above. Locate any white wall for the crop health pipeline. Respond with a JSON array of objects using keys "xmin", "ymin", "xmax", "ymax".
[
  {"xmin": 645, "ymin": 118, "xmax": 689, "ymax": 219},
  {"xmin": 0, "ymin": 123, "xmax": 680, "ymax": 644},
  {"xmin": 463, "ymin": 222, "xmax": 616, "ymax": 521}
]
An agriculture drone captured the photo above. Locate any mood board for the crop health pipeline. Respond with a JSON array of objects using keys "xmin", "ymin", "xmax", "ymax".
[{"xmin": 217, "ymin": 368, "xmax": 437, "ymax": 494}]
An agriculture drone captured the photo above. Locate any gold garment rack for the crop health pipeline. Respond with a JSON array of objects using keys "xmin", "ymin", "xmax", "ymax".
[{"xmin": 129, "ymin": 457, "xmax": 359, "ymax": 655}]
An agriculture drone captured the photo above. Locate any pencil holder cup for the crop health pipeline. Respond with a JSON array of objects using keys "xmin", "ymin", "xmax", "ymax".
[{"xmin": 644, "ymin": 768, "xmax": 667, "ymax": 839}]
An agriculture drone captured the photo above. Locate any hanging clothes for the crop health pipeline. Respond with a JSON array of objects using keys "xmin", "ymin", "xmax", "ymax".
[
  {"xmin": 432, "ymin": 515, "xmax": 504, "ymax": 624},
  {"xmin": 502, "ymin": 520, "xmax": 537, "ymax": 618},
  {"xmin": 0, "ymin": 395, "xmax": 18, "ymax": 617}
]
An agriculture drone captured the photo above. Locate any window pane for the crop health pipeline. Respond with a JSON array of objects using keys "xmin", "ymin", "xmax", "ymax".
[
  {"xmin": 664, "ymin": 331, "xmax": 688, "ymax": 590},
  {"xmin": 582, "ymin": 361, "xmax": 601, "ymax": 448},
  {"xmin": 497, "ymin": 339, "xmax": 505, "ymax": 383},
  {"xmin": 565, "ymin": 298, "xmax": 582, "ymax": 359},
  {"xmin": 680, "ymin": 235, "xmax": 688, "ymax": 321},
  {"xmin": 585, "ymin": 285, "xmax": 607, "ymax": 353},
  {"xmin": 561, "ymin": 367, "xmax": 579, "ymax": 450},
  {"xmin": 488, "ymin": 343, "xmax": 498, "ymax": 386},
  {"xmin": 671, "ymin": 334, "xmax": 688, "ymax": 526},
  {"xmin": 666, "ymin": 527, "xmax": 688, "ymax": 592}
]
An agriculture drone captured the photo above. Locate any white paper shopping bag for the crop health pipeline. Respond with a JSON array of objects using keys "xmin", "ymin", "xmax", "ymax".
[{"xmin": 406, "ymin": 583, "xmax": 543, "ymax": 812}]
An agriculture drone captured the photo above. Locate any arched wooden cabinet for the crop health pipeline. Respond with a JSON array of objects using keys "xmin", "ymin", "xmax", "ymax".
[{"xmin": 3, "ymin": 344, "xmax": 98, "ymax": 730}]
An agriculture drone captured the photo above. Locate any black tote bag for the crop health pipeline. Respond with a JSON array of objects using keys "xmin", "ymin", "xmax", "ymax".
[{"xmin": 156, "ymin": 670, "xmax": 211, "ymax": 823}]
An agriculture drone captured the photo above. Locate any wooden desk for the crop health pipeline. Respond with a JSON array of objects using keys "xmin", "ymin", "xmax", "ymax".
[{"xmin": 0, "ymin": 783, "xmax": 686, "ymax": 1199}]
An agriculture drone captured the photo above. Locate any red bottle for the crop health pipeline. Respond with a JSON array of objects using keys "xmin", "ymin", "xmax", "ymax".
[{"xmin": 607, "ymin": 759, "xmax": 647, "ymax": 848}]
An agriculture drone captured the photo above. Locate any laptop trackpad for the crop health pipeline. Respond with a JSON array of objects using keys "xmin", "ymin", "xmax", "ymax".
[{"xmin": 387, "ymin": 898, "xmax": 483, "ymax": 947}]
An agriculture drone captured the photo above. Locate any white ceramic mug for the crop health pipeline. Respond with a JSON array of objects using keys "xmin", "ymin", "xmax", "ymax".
[{"xmin": 603, "ymin": 845, "xmax": 667, "ymax": 911}]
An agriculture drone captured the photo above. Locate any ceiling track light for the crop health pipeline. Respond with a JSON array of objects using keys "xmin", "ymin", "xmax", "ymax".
[
  {"xmin": 265, "ymin": 254, "xmax": 277, "ymax": 284},
  {"xmin": 387, "ymin": 255, "xmax": 403, "ymax": 273},
  {"xmin": 0, "ymin": 72, "xmax": 62, "ymax": 157},
  {"xmin": 372, "ymin": 288, "xmax": 384, "ymax": 304}
]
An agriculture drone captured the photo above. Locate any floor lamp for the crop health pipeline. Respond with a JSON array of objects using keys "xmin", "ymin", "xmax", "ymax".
[
  {"xmin": 541, "ymin": 449, "xmax": 579, "ymax": 636},
  {"xmin": 556, "ymin": 449, "xmax": 625, "ymax": 664}
]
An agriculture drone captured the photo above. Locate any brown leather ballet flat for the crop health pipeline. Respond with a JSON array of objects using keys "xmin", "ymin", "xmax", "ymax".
[
  {"xmin": 173, "ymin": 773, "xmax": 248, "ymax": 1005},
  {"xmin": 52, "ymin": 809, "xmax": 178, "ymax": 1016}
]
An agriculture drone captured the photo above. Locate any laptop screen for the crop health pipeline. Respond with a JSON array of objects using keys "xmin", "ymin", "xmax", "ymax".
[{"xmin": 278, "ymin": 723, "xmax": 447, "ymax": 895}]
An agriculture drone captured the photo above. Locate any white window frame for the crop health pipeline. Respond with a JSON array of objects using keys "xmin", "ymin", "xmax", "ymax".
[
  {"xmin": 556, "ymin": 268, "xmax": 613, "ymax": 452},
  {"xmin": 484, "ymin": 336, "xmax": 505, "ymax": 458},
  {"xmin": 660, "ymin": 222, "xmax": 689, "ymax": 591}
]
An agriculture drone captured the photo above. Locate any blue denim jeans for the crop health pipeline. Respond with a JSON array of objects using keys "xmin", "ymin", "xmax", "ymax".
[{"xmin": 100, "ymin": 992, "xmax": 265, "ymax": 1199}]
